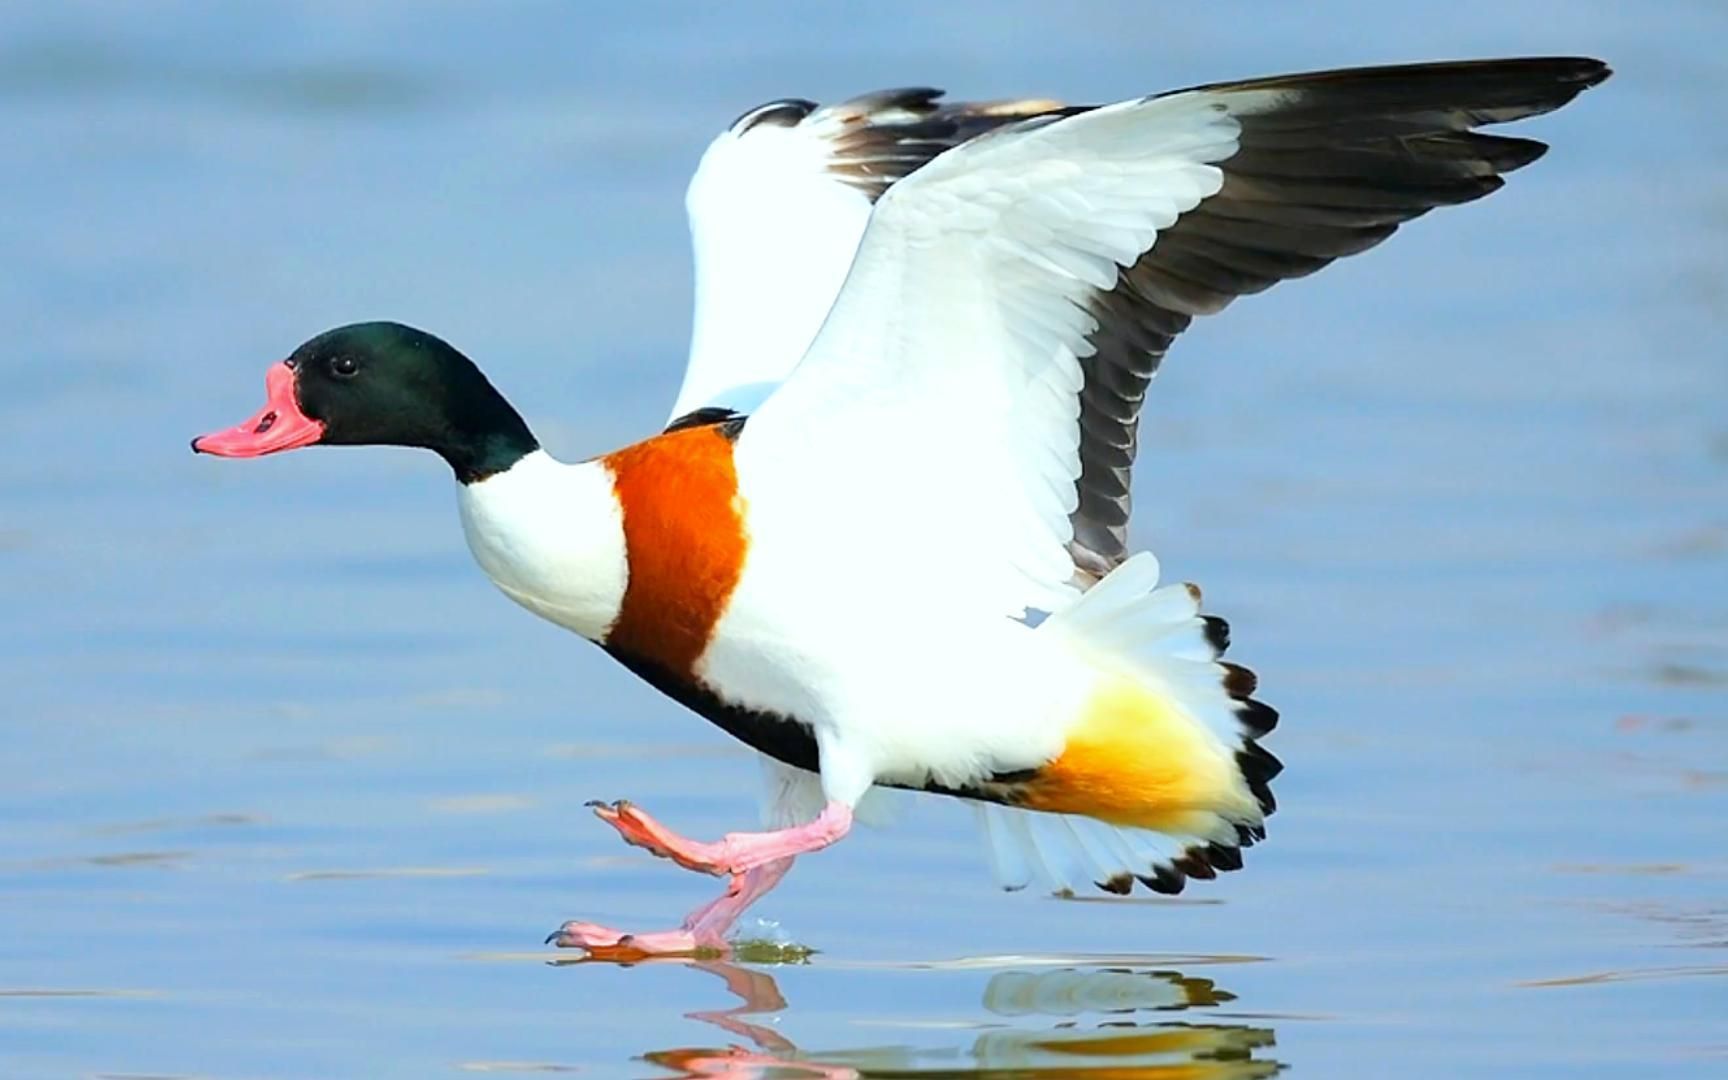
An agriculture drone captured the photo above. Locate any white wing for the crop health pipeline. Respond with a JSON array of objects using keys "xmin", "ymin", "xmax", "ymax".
[
  {"xmin": 671, "ymin": 89, "xmax": 1063, "ymax": 425},
  {"xmin": 740, "ymin": 93, "xmax": 1236, "ymax": 616},
  {"xmin": 735, "ymin": 60, "xmax": 1609, "ymax": 612}
]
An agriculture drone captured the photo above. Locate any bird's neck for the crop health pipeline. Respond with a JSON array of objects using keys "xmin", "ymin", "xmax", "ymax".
[
  {"xmin": 434, "ymin": 382, "xmax": 539, "ymax": 484},
  {"xmin": 455, "ymin": 451, "xmax": 628, "ymax": 641}
]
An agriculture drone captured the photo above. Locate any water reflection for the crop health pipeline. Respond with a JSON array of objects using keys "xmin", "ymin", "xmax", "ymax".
[{"xmin": 556, "ymin": 959, "xmax": 1283, "ymax": 1078}]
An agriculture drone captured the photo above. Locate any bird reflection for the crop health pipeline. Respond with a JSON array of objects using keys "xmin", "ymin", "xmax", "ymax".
[{"xmin": 597, "ymin": 958, "xmax": 1283, "ymax": 1078}]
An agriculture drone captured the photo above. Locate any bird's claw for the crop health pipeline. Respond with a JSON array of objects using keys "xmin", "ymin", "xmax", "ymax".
[{"xmin": 546, "ymin": 919, "xmax": 712, "ymax": 958}]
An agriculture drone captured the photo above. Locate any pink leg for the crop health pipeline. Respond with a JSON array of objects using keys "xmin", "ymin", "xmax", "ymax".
[
  {"xmin": 586, "ymin": 799, "xmax": 852, "ymax": 877},
  {"xmin": 550, "ymin": 800, "xmax": 851, "ymax": 957},
  {"xmin": 549, "ymin": 853, "xmax": 804, "ymax": 958}
]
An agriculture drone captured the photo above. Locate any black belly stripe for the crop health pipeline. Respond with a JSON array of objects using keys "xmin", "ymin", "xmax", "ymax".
[
  {"xmin": 603, "ymin": 646, "xmax": 821, "ymax": 772},
  {"xmin": 602, "ymin": 645, "xmax": 1029, "ymax": 804}
]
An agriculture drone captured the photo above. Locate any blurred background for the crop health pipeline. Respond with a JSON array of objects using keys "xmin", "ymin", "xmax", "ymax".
[{"xmin": 2, "ymin": 2, "xmax": 1724, "ymax": 1076}]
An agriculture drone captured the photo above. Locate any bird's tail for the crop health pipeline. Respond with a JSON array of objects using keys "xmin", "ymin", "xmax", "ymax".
[{"xmin": 976, "ymin": 553, "xmax": 1279, "ymax": 895}]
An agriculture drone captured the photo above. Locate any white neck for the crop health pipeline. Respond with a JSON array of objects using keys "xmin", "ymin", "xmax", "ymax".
[{"xmin": 455, "ymin": 450, "xmax": 626, "ymax": 642}]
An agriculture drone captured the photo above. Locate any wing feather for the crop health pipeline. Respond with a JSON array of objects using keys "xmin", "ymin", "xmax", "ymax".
[
  {"xmin": 1066, "ymin": 59, "xmax": 1609, "ymax": 576},
  {"xmin": 737, "ymin": 59, "xmax": 1609, "ymax": 605},
  {"xmin": 671, "ymin": 89, "xmax": 1065, "ymax": 425}
]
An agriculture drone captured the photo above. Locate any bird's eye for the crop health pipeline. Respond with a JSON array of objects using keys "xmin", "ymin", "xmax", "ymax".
[{"xmin": 330, "ymin": 356, "xmax": 360, "ymax": 379}]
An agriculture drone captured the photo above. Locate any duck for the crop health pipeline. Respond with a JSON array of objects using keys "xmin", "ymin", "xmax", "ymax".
[{"xmin": 193, "ymin": 57, "xmax": 1609, "ymax": 957}]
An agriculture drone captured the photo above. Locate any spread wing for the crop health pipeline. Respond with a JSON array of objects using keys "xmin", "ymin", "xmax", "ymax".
[
  {"xmin": 671, "ymin": 89, "xmax": 1064, "ymax": 426},
  {"xmin": 736, "ymin": 58, "xmax": 1609, "ymax": 612}
]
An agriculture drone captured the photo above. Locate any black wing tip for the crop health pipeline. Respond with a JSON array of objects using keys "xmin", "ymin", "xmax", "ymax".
[
  {"xmin": 1097, "ymin": 872, "xmax": 1136, "ymax": 895},
  {"xmin": 1237, "ymin": 742, "xmax": 1283, "ymax": 817},
  {"xmin": 1201, "ymin": 614, "xmax": 1231, "ymax": 654},
  {"xmin": 1219, "ymin": 660, "xmax": 1258, "ymax": 699},
  {"xmin": 1401, "ymin": 55, "xmax": 1611, "ymax": 113},
  {"xmin": 848, "ymin": 86, "xmax": 947, "ymax": 112},
  {"xmin": 1573, "ymin": 57, "xmax": 1613, "ymax": 87},
  {"xmin": 1107, "ymin": 838, "xmax": 1253, "ymax": 897},
  {"xmin": 821, "ymin": 88, "xmax": 1074, "ymax": 201},
  {"xmin": 727, "ymin": 88, "xmax": 955, "ymax": 136},
  {"xmin": 1468, "ymin": 133, "xmax": 1549, "ymax": 174},
  {"xmin": 1200, "ymin": 55, "xmax": 1612, "ymax": 123},
  {"xmin": 1135, "ymin": 865, "xmax": 1187, "ymax": 895},
  {"xmin": 1517, "ymin": 56, "xmax": 1612, "ymax": 88},
  {"xmin": 1453, "ymin": 55, "xmax": 1612, "ymax": 119},
  {"xmin": 729, "ymin": 98, "xmax": 817, "ymax": 134},
  {"xmin": 1485, "ymin": 55, "xmax": 1613, "ymax": 116},
  {"xmin": 1284, "ymin": 55, "xmax": 1611, "ymax": 90},
  {"xmin": 1237, "ymin": 698, "xmax": 1280, "ymax": 739},
  {"xmin": 1375, "ymin": 56, "xmax": 1610, "ymax": 86},
  {"xmin": 1205, "ymin": 841, "xmax": 1245, "ymax": 872}
]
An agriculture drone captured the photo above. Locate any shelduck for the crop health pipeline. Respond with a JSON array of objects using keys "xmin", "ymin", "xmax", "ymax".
[{"xmin": 194, "ymin": 57, "xmax": 1609, "ymax": 956}]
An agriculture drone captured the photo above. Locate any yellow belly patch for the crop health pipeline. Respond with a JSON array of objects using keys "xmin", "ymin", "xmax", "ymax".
[{"xmin": 1017, "ymin": 672, "xmax": 1249, "ymax": 830}]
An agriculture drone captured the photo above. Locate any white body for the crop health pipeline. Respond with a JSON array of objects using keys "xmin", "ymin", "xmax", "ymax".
[
  {"xmin": 457, "ymin": 450, "xmax": 1091, "ymax": 803},
  {"xmin": 452, "ymin": 78, "xmax": 1347, "ymax": 891}
]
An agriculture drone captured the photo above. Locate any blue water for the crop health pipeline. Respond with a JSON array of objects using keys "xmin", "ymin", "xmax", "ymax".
[{"xmin": 2, "ymin": 2, "xmax": 1724, "ymax": 1076}]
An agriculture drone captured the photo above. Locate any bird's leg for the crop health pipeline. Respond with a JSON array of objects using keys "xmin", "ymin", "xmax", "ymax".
[
  {"xmin": 549, "ymin": 855, "xmax": 796, "ymax": 957},
  {"xmin": 551, "ymin": 800, "xmax": 852, "ymax": 956},
  {"xmin": 587, "ymin": 799, "xmax": 853, "ymax": 877},
  {"xmin": 683, "ymin": 854, "xmax": 796, "ymax": 942}
]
